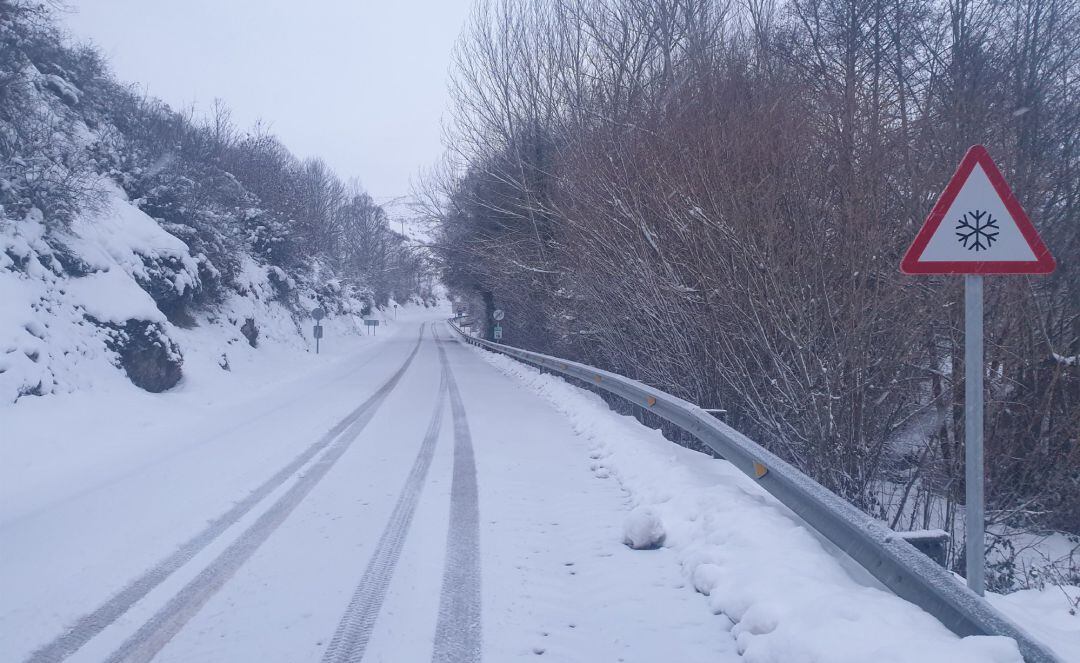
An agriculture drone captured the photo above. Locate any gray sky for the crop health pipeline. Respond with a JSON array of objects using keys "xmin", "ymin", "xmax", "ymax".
[{"xmin": 61, "ymin": 0, "xmax": 474, "ymax": 205}]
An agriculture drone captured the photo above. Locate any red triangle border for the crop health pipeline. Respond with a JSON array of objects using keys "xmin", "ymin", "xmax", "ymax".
[{"xmin": 900, "ymin": 145, "xmax": 1056, "ymax": 275}]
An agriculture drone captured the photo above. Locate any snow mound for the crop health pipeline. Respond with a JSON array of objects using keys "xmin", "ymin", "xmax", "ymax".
[
  {"xmin": 989, "ymin": 585, "xmax": 1080, "ymax": 662},
  {"xmin": 623, "ymin": 505, "xmax": 666, "ymax": 550}
]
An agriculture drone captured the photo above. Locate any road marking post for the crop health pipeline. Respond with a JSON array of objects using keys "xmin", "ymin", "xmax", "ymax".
[{"xmin": 311, "ymin": 307, "xmax": 325, "ymax": 354}]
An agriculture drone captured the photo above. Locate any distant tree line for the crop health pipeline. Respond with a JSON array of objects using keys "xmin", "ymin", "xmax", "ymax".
[
  {"xmin": 428, "ymin": 0, "xmax": 1078, "ymax": 589},
  {"xmin": 1, "ymin": 0, "xmax": 433, "ymax": 321}
]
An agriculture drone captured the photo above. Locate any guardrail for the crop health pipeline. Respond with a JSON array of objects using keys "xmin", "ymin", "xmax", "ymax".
[{"xmin": 448, "ymin": 322, "xmax": 1059, "ymax": 663}]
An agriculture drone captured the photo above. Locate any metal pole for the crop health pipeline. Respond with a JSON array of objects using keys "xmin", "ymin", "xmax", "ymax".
[{"xmin": 964, "ymin": 274, "xmax": 985, "ymax": 595}]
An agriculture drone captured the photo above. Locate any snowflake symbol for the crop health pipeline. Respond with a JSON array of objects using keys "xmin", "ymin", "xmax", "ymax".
[{"xmin": 955, "ymin": 210, "xmax": 999, "ymax": 251}]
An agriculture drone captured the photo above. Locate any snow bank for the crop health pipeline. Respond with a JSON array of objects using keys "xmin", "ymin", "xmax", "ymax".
[
  {"xmin": 472, "ymin": 346, "xmax": 1035, "ymax": 663},
  {"xmin": 990, "ymin": 586, "xmax": 1080, "ymax": 662},
  {"xmin": 1, "ymin": 210, "xmax": 127, "ymax": 401}
]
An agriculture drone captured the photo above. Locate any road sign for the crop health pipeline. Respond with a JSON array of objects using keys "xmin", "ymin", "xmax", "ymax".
[
  {"xmin": 901, "ymin": 145, "xmax": 1055, "ymax": 274},
  {"xmin": 493, "ymin": 324, "xmax": 502, "ymax": 340},
  {"xmin": 312, "ymin": 307, "xmax": 325, "ymax": 321},
  {"xmin": 364, "ymin": 318, "xmax": 379, "ymax": 336},
  {"xmin": 900, "ymin": 145, "xmax": 1056, "ymax": 598},
  {"xmin": 493, "ymin": 309, "xmax": 505, "ymax": 321},
  {"xmin": 313, "ymin": 324, "xmax": 323, "ymax": 354}
]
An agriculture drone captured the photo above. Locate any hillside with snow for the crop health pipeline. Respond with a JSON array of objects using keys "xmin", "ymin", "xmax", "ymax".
[{"xmin": 1, "ymin": 4, "xmax": 434, "ymax": 404}]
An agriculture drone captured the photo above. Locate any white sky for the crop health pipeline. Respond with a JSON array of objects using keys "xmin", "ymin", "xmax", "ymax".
[{"xmin": 61, "ymin": 0, "xmax": 474, "ymax": 205}]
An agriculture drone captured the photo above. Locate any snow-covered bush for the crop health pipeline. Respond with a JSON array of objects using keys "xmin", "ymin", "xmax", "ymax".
[{"xmin": 435, "ymin": 0, "xmax": 1079, "ymax": 591}]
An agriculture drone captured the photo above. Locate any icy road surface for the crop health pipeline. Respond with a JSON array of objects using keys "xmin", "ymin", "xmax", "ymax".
[{"xmin": 1, "ymin": 312, "xmax": 1032, "ymax": 662}]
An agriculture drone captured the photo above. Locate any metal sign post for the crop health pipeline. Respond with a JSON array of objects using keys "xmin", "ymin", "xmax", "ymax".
[
  {"xmin": 364, "ymin": 319, "xmax": 379, "ymax": 336},
  {"xmin": 901, "ymin": 145, "xmax": 1055, "ymax": 596},
  {"xmin": 963, "ymin": 274, "xmax": 984, "ymax": 594}
]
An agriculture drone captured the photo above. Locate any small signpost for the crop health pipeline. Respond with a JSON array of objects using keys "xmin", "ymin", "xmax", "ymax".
[
  {"xmin": 364, "ymin": 319, "xmax": 380, "ymax": 336},
  {"xmin": 493, "ymin": 325, "xmax": 502, "ymax": 340},
  {"xmin": 492, "ymin": 309, "xmax": 505, "ymax": 341},
  {"xmin": 901, "ymin": 145, "xmax": 1055, "ymax": 596},
  {"xmin": 311, "ymin": 307, "xmax": 325, "ymax": 354}
]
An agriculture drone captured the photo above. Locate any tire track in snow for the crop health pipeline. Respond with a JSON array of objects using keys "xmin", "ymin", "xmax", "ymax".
[
  {"xmin": 320, "ymin": 349, "xmax": 448, "ymax": 663},
  {"xmin": 27, "ymin": 328, "xmax": 425, "ymax": 663},
  {"xmin": 431, "ymin": 324, "xmax": 482, "ymax": 663}
]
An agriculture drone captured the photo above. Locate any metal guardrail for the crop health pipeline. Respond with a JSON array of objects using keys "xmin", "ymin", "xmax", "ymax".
[{"xmin": 448, "ymin": 322, "xmax": 1060, "ymax": 663}]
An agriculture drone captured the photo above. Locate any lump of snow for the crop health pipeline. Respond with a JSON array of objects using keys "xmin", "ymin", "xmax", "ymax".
[{"xmin": 623, "ymin": 505, "xmax": 665, "ymax": 550}]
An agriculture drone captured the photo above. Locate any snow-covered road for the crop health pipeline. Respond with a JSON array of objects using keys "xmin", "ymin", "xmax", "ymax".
[
  {"xmin": 0, "ymin": 312, "xmax": 1052, "ymax": 662},
  {"xmin": 1, "ymin": 315, "xmax": 736, "ymax": 662}
]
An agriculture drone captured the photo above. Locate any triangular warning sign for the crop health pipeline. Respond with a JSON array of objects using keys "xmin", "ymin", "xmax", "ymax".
[{"xmin": 901, "ymin": 145, "xmax": 1055, "ymax": 275}]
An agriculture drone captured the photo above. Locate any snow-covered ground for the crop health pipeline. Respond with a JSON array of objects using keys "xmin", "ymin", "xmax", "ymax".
[{"xmin": 2, "ymin": 313, "xmax": 1076, "ymax": 662}]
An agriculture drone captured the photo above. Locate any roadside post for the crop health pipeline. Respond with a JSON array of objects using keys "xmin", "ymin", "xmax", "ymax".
[
  {"xmin": 365, "ymin": 318, "xmax": 380, "ymax": 336},
  {"xmin": 311, "ymin": 307, "xmax": 325, "ymax": 354},
  {"xmin": 900, "ymin": 145, "xmax": 1055, "ymax": 595},
  {"xmin": 492, "ymin": 309, "xmax": 504, "ymax": 342}
]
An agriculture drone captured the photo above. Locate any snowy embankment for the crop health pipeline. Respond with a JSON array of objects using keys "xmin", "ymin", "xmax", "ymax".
[
  {"xmin": 1, "ymin": 181, "xmax": 370, "ymax": 404},
  {"xmin": 472, "ymin": 348, "xmax": 1080, "ymax": 662}
]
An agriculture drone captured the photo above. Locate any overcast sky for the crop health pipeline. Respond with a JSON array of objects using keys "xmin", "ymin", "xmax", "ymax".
[{"xmin": 61, "ymin": 0, "xmax": 474, "ymax": 206}]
